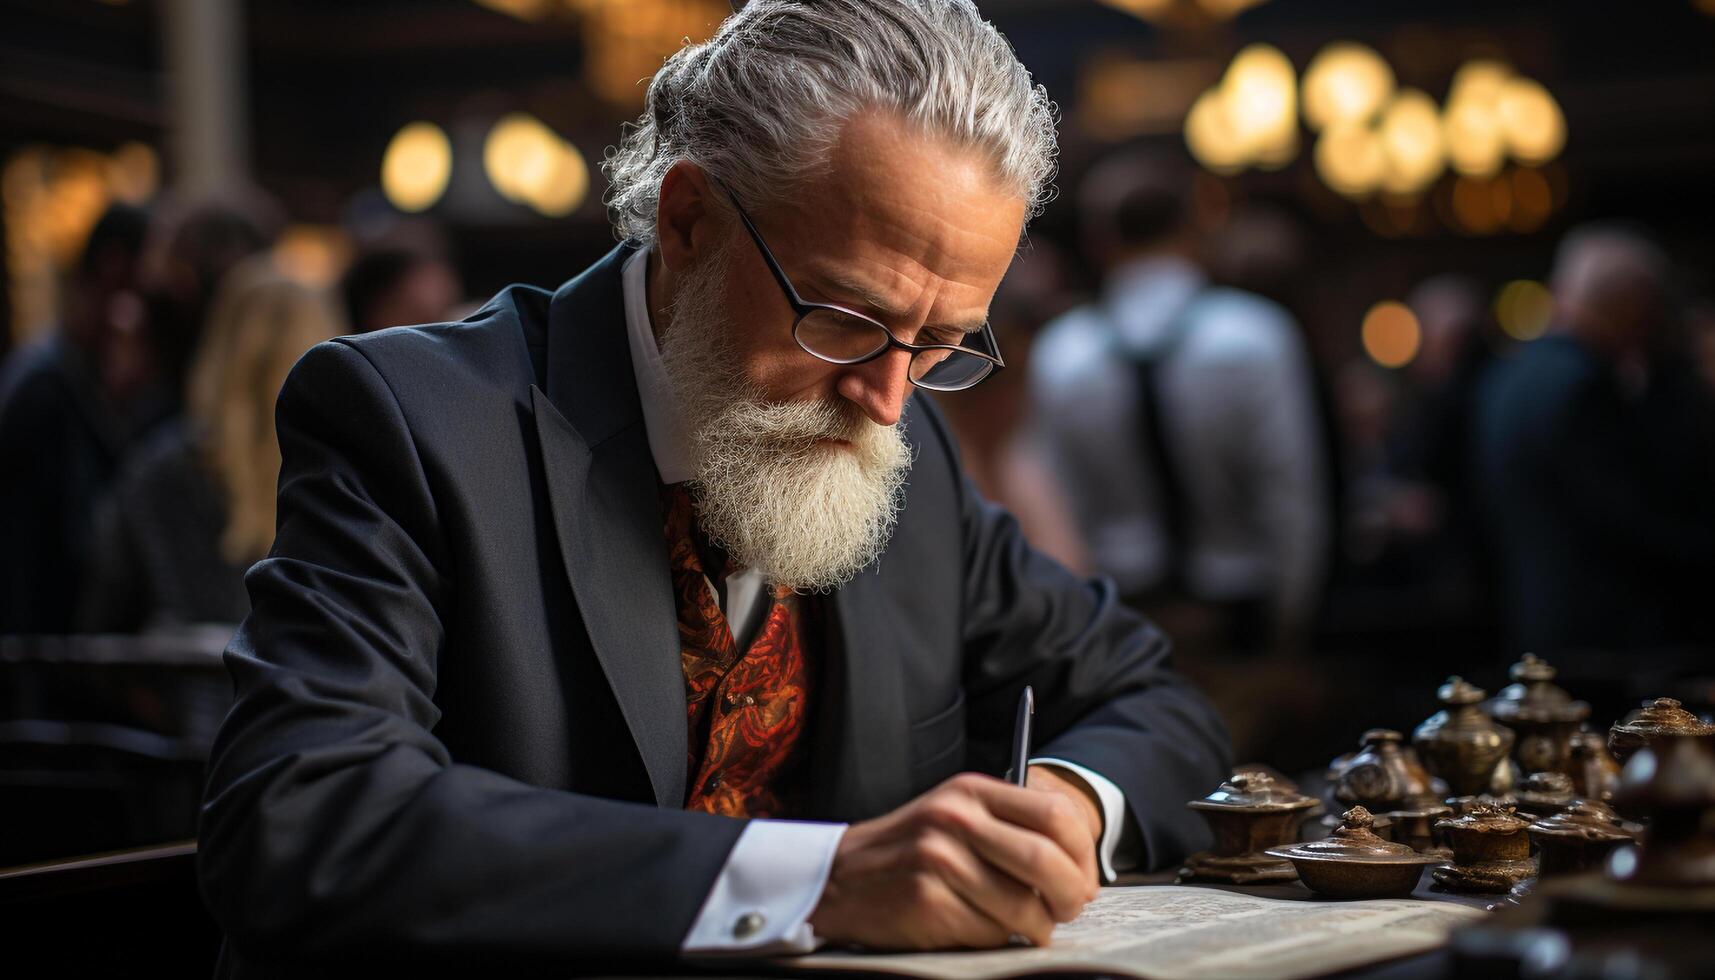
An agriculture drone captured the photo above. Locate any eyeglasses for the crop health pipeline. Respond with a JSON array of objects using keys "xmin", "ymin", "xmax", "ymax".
[{"xmin": 720, "ymin": 186, "xmax": 1005, "ymax": 392}]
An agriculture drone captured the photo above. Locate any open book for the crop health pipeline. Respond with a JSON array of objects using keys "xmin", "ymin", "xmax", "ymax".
[{"xmin": 788, "ymin": 885, "xmax": 1486, "ymax": 980}]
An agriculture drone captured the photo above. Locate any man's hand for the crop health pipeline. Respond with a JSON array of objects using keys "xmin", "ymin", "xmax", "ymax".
[
  {"xmin": 1024, "ymin": 765, "xmax": 1104, "ymax": 846},
  {"xmin": 807, "ymin": 772, "xmax": 1100, "ymax": 951}
]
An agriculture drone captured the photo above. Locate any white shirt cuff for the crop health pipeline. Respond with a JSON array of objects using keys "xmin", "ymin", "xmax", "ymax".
[
  {"xmin": 681, "ymin": 819, "xmax": 846, "ymax": 954},
  {"xmin": 1029, "ymin": 757, "xmax": 1129, "ymax": 884}
]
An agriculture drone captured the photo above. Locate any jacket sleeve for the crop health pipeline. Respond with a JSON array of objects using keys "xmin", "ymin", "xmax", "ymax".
[
  {"xmin": 196, "ymin": 340, "xmax": 744, "ymax": 968},
  {"xmin": 922, "ymin": 402, "xmax": 1232, "ymax": 870}
]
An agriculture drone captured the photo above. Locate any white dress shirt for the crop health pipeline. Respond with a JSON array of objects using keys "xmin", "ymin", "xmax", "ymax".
[
  {"xmin": 1030, "ymin": 255, "xmax": 1328, "ymax": 626},
  {"xmin": 619, "ymin": 248, "xmax": 1136, "ymax": 954}
]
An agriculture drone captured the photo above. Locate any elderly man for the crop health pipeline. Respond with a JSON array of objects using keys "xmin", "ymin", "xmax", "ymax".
[{"xmin": 197, "ymin": 1, "xmax": 1229, "ymax": 973}]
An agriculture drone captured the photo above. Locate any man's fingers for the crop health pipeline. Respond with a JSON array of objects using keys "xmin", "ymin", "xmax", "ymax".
[
  {"xmin": 917, "ymin": 787, "xmax": 1092, "ymax": 921},
  {"xmin": 904, "ymin": 857, "xmax": 1022, "ymax": 950},
  {"xmin": 911, "ymin": 829, "xmax": 1056, "ymax": 945},
  {"xmin": 958, "ymin": 775, "xmax": 1101, "ymax": 889}
]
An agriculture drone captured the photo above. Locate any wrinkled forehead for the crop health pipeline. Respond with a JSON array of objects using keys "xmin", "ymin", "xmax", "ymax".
[{"xmin": 762, "ymin": 111, "xmax": 1028, "ymax": 322}]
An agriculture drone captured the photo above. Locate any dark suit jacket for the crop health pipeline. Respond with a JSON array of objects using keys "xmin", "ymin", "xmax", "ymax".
[{"xmin": 197, "ymin": 244, "xmax": 1231, "ymax": 975}]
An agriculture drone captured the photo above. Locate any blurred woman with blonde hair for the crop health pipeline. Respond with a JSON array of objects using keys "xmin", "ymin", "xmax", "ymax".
[{"xmin": 79, "ymin": 256, "xmax": 345, "ymax": 631}]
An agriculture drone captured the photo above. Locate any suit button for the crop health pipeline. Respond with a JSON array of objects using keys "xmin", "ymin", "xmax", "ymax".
[
  {"xmin": 742, "ymin": 694, "xmax": 757, "ymax": 707},
  {"xmin": 733, "ymin": 911, "xmax": 766, "ymax": 939},
  {"xmin": 706, "ymin": 771, "xmax": 724, "ymax": 792},
  {"xmin": 724, "ymin": 690, "xmax": 740, "ymax": 707}
]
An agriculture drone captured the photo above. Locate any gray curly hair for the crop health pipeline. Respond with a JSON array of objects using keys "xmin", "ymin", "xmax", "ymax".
[{"xmin": 601, "ymin": 0, "xmax": 1058, "ymax": 246}]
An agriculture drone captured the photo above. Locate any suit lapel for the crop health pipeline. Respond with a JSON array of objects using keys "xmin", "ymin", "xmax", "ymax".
[{"xmin": 532, "ymin": 244, "xmax": 686, "ymax": 810}]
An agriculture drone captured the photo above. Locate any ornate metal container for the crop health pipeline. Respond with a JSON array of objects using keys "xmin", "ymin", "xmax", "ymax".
[
  {"xmin": 1607, "ymin": 698, "xmax": 1715, "ymax": 766},
  {"xmin": 1335, "ymin": 728, "xmax": 1441, "ymax": 812},
  {"xmin": 1179, "ymin": 770, "xmax": 1321, "ymax": 884},
  {"xmin": 1414, "ymin": 677, "xmax": 1514, "ymax": 798},
  {"xmin": 1567, "ymin": 727, "xmax": 1622, "ymax": 802},
  {"xmin": 1609, "ymin": 735, "xmax": 1715, "ymax": 889},
  {"xmin": 1527, "ymin": 799, "xmax": 1633, "ymax": 878},
  {"xmin": 1432, "ymin": 802, "xmax": 1535, "ymax": 893},
  {"xmin": 1486, "ymin": 654, "xmax": 1590, "ymax": 775},
  {"xmin": 1265, "ymin": 806, "xmax": 1446, "ymax": 899}
]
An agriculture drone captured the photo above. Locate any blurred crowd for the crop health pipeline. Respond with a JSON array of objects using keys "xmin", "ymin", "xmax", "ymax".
[
  {"xmin": 0, "ymin": 194, "xmax": 464, "ymax": 637},
  {"xmin": 3, "ymin": 148, "xmax": 1714, "ymax": 774}
]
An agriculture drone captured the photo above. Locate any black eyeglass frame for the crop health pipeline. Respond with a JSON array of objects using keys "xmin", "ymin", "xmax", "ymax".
[{"xmin": 718, "ymin": 185, "xmax": 1006, "ymax": 392}]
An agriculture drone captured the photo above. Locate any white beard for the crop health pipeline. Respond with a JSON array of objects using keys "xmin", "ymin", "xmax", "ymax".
[{"xmin": 658, "ymin": 248, "xmax": 914, "ymax": 592}]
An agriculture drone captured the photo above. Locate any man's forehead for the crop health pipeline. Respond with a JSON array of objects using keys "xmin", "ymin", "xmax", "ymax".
[{"xmin": 772, "ymin": 111, "xmax": 1027, "ymax": 321}]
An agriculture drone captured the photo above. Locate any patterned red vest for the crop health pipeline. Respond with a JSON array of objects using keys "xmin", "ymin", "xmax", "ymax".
[{"xmin": 660, "ymin": 484, "xmax": 814, "ymax": 818}]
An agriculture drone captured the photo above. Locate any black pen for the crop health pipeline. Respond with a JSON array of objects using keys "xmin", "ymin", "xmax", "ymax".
[{"xmin": 1005, "ymin": 685, "xmax": 1034, "ymax": 787}]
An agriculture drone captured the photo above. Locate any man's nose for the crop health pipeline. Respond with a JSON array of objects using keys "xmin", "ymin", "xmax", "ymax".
[{"xmin": 835, "ymin": 348, "xmax": 913, "ymax": 427}]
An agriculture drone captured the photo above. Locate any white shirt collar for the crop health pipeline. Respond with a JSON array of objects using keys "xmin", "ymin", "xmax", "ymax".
[
  {"xmin": 621, "ymin": 245, "xmax": 695, "ymax": 484},
  {"xmin": 1105, "ymin": 254, "xmax": 1206, "ymax": 355}
]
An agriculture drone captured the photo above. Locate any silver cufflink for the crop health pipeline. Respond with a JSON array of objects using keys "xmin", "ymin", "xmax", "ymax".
[{"xmin": 733, "ymin": 910, "xmax": 766, "ymax": 939}]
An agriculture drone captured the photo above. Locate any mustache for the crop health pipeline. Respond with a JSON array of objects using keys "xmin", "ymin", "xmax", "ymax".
[{"xmin": 716, "ymin": 396, "xmax": 884, "ymax": 447}]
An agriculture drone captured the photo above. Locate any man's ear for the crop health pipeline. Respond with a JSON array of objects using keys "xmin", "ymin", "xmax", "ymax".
[{"xmin": 655, "ymin": 161, "xmax": 718, "ymax": 273}]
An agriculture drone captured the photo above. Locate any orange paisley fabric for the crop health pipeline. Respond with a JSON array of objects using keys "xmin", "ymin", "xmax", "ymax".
[{"xmin": 661, "ymin": 483, "xmax": 813, "ymax": 818}]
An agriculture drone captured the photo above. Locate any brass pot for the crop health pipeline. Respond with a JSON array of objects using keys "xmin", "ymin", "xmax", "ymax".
[
  {"xmin": 1180, "ymin": 769, "xmax": 1321, "ymax": 884},
  {"xmin": 1266, "ymin": 806, "xmax": 1445, "ymax": 899},
  {"xmin": 1414, "ymin": 677, "xmax": 1514, "ymax": 798},
  {"xmin": 1432, "ymin": 802, "xmax": 1535, "ymax": 893},
  {"xmin": 1485, "ymin": 654, "xmax": 1589, "ymax": 776}
]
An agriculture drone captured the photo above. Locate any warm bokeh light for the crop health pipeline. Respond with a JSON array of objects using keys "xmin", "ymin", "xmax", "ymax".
[
  {"xmin": 1302, "ymin": 43, "xmax": 1394, "ymax": 132},
  {"xmin": 1096, "ymin": 0, "xmax": 1273, "ymax": 22},
  {"xmin": 575, "ymin": 0, "xmax": 728, "ymax": 107},
  {"xmin": 472, "ymin": 0, "xmax": 553, "ymax": 20},
  {"xmin": 381, "ymin": 121, "xmax": 453, "ymax": 213},
  {"xmin": 1362, "ymin": 300, "xmax": 1422, "ymax": 368},
  {"xmin": 1315, "ymin": 123, "xmax": 1388, "ymax": 198},
  {"xmin": 484, "ymin": 112, "xmax": 557, "ymax": 203},
  {"xmin": 105, "ymin": 141, "xmax": 159, "ymax": 205},
  {"xmin": 4, "ymin": 146, "xmax": 125, "ymax": 343},
  {"xmin": 1449, "ymin": 60, "xmax": 1511, "ymax": 108},
  {"xmin": 1224, "ymin": 44, "xmax": 1297, "ymax": 153},
  {"xmin": 1497, "ymin": 77, "xmax": 1567, "ymax": 165},
  {"xmin": 1450, "ymin": 174, "xmax": 1508, "ymax": 234},
  {"xmin": 272, "ymin": 224, "xmax": 354, "ymax": 289},
  {"xmin": 1508, "ymin": 166, "xmax": 1554, "ymax": 232},
  {"xmin": 528, "ymin": 140, "xmax": 590, "ymax": 217},
  {"xmin": 1096, "ymin": 0, "xmax": 1175, "ymax": 18},
  {"xmin": 483, "ymin": 112, "xmax": 589, "ymax": 217},
  {"xmin": 1443, "ymin": 60, "xmax": 1522, "ymax": 179},
  {"xmin": 1378, "ymin": 89, "xmax": 1445, "ymax": 195},
  {"xmin": 1494, "ymin": 279, "xmax": 1555, "ymax": 341},
  {"xmin": 1443, "ymin": 96, "xmax": 1505, "ymax": 178},
  {"xmin": 1182, "ymin": 44, "xmax": 1297, "ymax": 173},
  {"xmin": 1184, "ymin": 88, "xmax": 1248, "ymax": 174}
]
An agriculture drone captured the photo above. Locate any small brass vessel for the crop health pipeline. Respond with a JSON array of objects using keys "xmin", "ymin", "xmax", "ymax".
[
  {"xmin": 1445, "ymin": 793, "xmax": 1517, "ymax": 816},
  {"xmin": 1608, "ymin": 735, "xmax": 1715, "ymax": 888},
  {"xmin": 1414, "ymin": 677, "xmax": 1515, "ymax": 798},
  {"xmin": 1266, "ymin": 806, "xmax": 1445, "ymax": 899},
  {"xmin": 1179, "ymin": 769, "xmax": 1321, "ymax": 884},
  {"xmin": 1528, "ymin": 799, "xmax": 1633, "ymax": 879},
  {"xmin": 1607, "ymin": 697, "xmax": 1715, "ymax": 766},
  {"xmin": 1432, "ymin": 802, "xmax": 1535, "ymax": 893},
  {"xmin": 1486, "ymin": 654, "xmax": 1589, "ymax": 775},
  {"xmin": 1335, "ymin": 728, "xmax": 1440, "ymax": 812},
  {"xmin": 1515, "ymin": 771, "xmax": 1577, "ymax": 820},
  {"xmin": 1566, "ymin": 727, "xmax": 1621, "ymax": 802}
]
